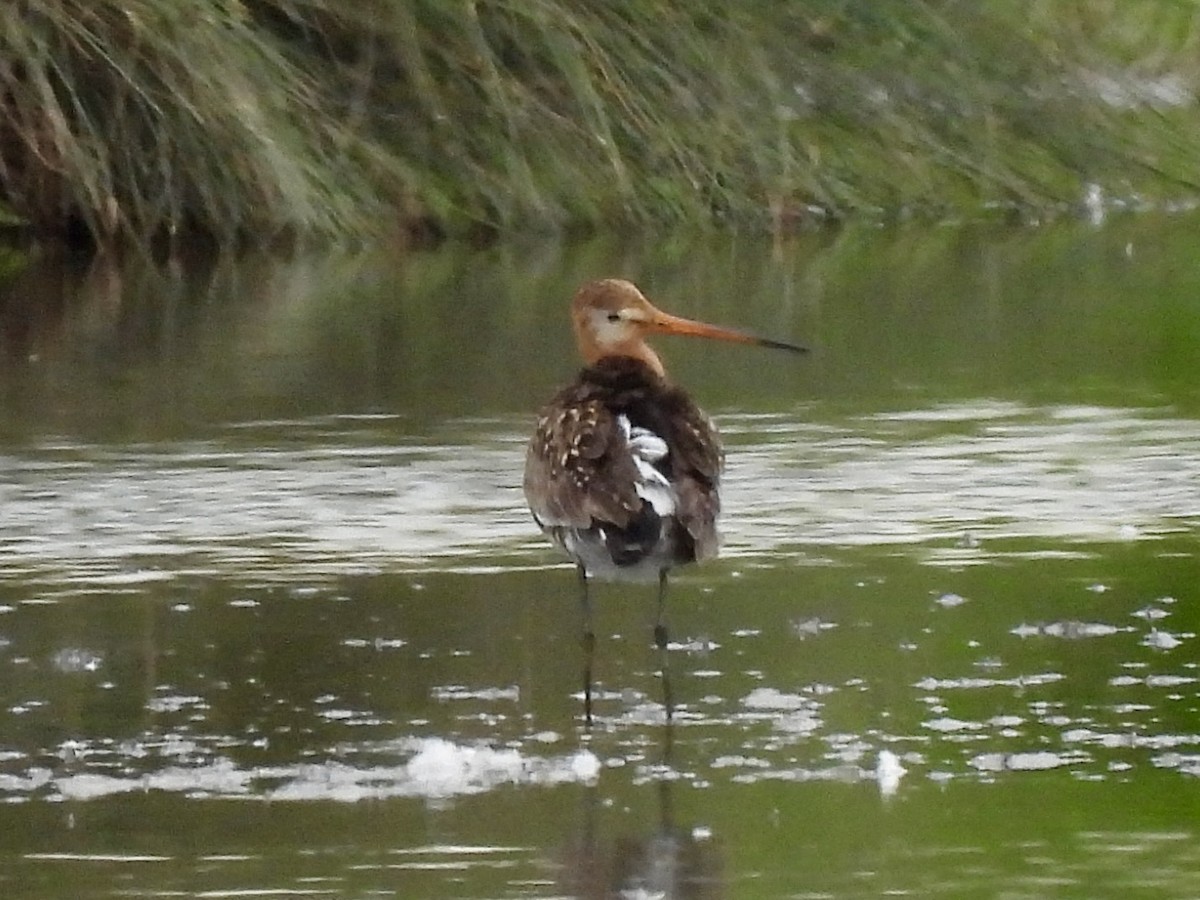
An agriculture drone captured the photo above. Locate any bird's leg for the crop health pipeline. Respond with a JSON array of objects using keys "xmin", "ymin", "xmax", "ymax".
[
  {"xmin": 655, "ymin": 570, "xmax": 674, "ymax": 721},
  {"xmin": 577, "ymin": 564, "xmax": 595, "ymax": 726},
  {"xmin": 653, "ymin": 570, "xmax": 670, "ymax": 650},
  {"xmin": 578, "ymin": 564, "xmax": 595, "ymax": 643}
]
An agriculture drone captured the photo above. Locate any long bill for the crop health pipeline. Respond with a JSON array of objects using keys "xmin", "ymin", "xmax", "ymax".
[{"xmin": 646, "ymin": 309, "xmax": 808, "ymax": 354}]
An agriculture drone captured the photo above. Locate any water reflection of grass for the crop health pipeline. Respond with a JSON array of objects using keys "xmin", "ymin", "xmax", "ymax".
[{"xmin": 4, "ymin": 3, "xmax": 1200, "ymax": 246}]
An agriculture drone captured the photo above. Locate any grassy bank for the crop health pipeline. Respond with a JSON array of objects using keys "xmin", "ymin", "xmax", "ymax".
[{"xmin": 2, "ymin": 1, "xmax": 1200, "ymax": 247}]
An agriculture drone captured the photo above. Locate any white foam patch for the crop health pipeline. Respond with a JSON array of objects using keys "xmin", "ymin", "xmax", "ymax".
[
  {"xmin": 743, "ymin": 688, "xmax": 811, "ymax": 710},
  {"xmin": 970, "ymin": 750, "xmax": 1087, "ymax": 772},
  {"xmin": 269, "ymin": 739, "xmax": 601, "ymax": 802},
  {"xmin": 876, "ymin": 750, "xmax": 907, "ymax": 797},
  {"xmin": 9, "ymin": 738, "xmax": 601, "ymax": 804},
  {"xmin": 740, "ymin": 688, "xmax": 823, "ymax": 737}
]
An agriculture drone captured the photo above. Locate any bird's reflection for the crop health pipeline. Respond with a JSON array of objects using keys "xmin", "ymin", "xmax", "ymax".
[{"xmin": 556, "ymin": 723, "xmax": 724, "ymax": 899}]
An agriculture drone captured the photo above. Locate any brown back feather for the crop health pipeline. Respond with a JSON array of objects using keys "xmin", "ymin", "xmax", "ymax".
[{"xmin": 524, "ymin": 357, "xmax": 723, "ymax": 558}]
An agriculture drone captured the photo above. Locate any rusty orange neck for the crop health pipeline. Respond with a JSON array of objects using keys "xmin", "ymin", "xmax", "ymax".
[{"xmin": 575, "ymin": 329, "xmax": 666, "ymax": 378}]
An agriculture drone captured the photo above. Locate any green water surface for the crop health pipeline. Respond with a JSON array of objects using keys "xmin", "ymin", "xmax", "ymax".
[{"xmin": 0, "ymin": 215, "xmax": 1199, "ymax": 898}]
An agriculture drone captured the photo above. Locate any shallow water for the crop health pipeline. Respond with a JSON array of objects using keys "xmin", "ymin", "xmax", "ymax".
[{"xmin": 1, "ymin": 218, "xmax": 1199, "ymax": 897}]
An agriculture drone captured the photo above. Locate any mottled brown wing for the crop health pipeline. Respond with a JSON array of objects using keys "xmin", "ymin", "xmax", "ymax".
[
  {"xmin": 523, "ymin": 396, "xmax": 643, "ymax": 530},
  {"xmin": 665, "ymin": 393, "xmax": 724, "ymax": 484},
  {"xmin": 665, "ymin": 398, "xmax": 723, "ymax": 560}
]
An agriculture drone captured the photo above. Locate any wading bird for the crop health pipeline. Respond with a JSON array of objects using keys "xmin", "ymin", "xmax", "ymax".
[{"xmin": 523, "ymin": 279, "xmax": 806, "ymax": 722}]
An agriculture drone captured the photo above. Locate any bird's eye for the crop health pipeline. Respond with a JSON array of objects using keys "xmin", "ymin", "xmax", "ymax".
[{"xmin": 606, "ymin": 312, "xmax": 621, "ymax": 323}]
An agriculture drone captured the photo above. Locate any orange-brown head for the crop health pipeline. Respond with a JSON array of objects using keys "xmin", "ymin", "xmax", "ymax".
[{"xmin": 570, "ymin": 278, "xmax": 806, "ymax": 377}]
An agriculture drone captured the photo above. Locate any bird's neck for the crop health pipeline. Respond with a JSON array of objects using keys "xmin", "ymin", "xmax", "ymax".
[{"xmin": 583, "ymin": 342, "xmax": 665, "ymax": 378}]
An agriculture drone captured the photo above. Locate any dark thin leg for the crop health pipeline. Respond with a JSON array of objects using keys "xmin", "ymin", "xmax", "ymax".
[
  {"xmin": 577, "ymin": 565, "xmax": 595, "ymax": 726},
  {"xmin": 654, "ymin": 570, "xmax": 674, "ymax": 721},
  {"xmin": 653, "ymin": 570, "xmax": 669, "ymax": 650}
]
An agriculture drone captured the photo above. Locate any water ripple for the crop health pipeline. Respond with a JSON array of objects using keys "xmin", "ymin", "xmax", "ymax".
[
  {"xmin": 2, "ymin": 403, "xmax": 1197, "ymax": 585},
  {"xmin": 722, "ymin": 402, "xmax": 1200, "ymax": 562}
]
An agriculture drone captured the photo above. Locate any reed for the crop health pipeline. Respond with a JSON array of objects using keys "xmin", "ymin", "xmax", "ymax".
[
  {"xmin": 1, "ymin": 1, "xmax": 1199, "ymax": 246},
  {"xmin": 0, "ymin": 0, "xmax": 387, "ymax": 245}
]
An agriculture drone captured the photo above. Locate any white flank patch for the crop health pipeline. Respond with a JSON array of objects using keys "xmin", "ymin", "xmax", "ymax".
[{"xmin": 618, "ymin": 415, "xmax": 676, "ymax": 516}]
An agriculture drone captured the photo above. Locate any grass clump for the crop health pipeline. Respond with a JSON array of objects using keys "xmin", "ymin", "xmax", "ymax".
[
  {"xmin": 0, "ymin": 0, "xmax": 387, "ymax": 246},
  {"xmin": 321, "ymin": 1, "xmax": 1200, "ymax": 230},
  {"xmin": 3, "ymin": 1, "xmax": 1200, "ymax": 246}
]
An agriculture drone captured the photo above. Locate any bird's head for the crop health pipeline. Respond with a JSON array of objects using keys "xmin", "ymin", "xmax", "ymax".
[{"xmin": 570, "ymin": 278, "xmax": 806, "ymax": 377}]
